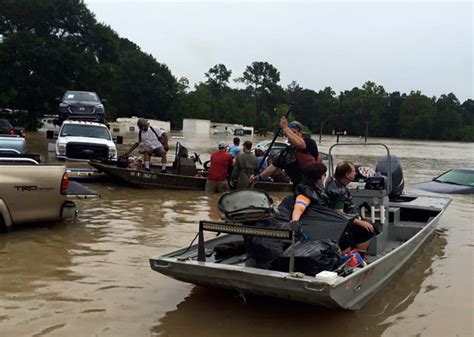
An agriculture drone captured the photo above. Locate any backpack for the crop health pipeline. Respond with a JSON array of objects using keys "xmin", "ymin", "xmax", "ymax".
[{"xmin": 138, "ymin": 126, "xmax": 162, "ymax": 143}]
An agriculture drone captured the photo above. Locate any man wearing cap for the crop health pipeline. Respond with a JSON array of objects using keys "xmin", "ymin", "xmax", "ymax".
[
  {"xmin": 123, "ymin": 118, "xmax": 169, "ymax": 173},
  {"xmin": 231, "ymin": 140, "xmax": 258, "ymax": 189},
  {"xmin": 250, "ymin": 116, "xmax": 319, "ymax": 188},
  {"xmin": 205, "ymin": 141, "xmax": 234, "ymax": 193}
]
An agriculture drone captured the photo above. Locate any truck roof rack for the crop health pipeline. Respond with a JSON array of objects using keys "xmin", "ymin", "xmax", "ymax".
[
  {"xmin": 0, "ymin": 157, "xmax": 39, "ymax": 165},
  {"xmin": 0, "ymin": 150, "xmax": 41, "ymax": 163}
]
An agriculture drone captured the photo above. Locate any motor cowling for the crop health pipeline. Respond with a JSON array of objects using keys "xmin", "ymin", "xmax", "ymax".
[{"xmin": 376, "ymin": 154, "xmax": 404, "ymax": 198}]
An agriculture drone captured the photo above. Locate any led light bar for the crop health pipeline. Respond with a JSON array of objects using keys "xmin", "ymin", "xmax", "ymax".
[{"xmin": 200, "ymin": 221, "xmax": 292, "ymax": 240}]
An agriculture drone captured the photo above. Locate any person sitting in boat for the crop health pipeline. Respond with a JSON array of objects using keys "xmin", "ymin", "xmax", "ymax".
[
  {"xmin": 122, "ymin": 118, "xmax": 169, "ymax": 173},
  {"xmin": 231, "ymin": 140, "xmax": 258, "ymax": 189},
  {"xmin": 249, "ymin": 117, "xmax": 319, "ymax": 189},
  {"xmin": 205, "ymin": 141, "xmax": 234, "ymax": 193},
  {"xmin": 325, "ymin": 161, "xmax": 378, "ymax": 258},
  {"xmin": 290, "ymin": 162, "xmax": 329, "ymax": 224}
]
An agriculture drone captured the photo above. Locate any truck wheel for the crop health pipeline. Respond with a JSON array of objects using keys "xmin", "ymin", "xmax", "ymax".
[{"xmin": 0, "ymin": 215, "xmax": 8, "ymax": 233}]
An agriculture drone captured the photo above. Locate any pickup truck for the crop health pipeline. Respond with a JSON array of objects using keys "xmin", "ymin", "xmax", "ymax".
[
  {"xmin": 48, "ymin": 120, "xmax": 120, "ymax": 161},
  {"xmin": 0, "ymin": 135, "xmax": 26, "ymax": 153},
  {"xmin": 0, "ymin": 156, "xmax": 99, "ymax": 231},
  {"xmin": 0, "ymin": 164, "xmax": 75, "ymax": 230}
]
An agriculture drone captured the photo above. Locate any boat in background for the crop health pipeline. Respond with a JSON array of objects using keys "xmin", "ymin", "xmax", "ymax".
[{"xmin": 88, "ymin": 160, "xmax": 293, "ymax": 192}]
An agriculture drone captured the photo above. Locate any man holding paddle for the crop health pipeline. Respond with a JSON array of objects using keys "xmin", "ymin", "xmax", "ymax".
[{"xmin": 250, "ymin": 117, "xmax": 319, "ymax": 189}]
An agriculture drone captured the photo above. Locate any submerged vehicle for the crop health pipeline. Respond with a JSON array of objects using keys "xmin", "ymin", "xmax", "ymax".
[
  {"xmin": 411, "ymin": 168, "xmax": 474, "ymax": 195},
  {"xmin": 149, "ymin": 143, "xmax": 451, "ymax": 310},
  {"xmin": 0, "ymin": 153, "xmax": 99, "ymax": 230}
]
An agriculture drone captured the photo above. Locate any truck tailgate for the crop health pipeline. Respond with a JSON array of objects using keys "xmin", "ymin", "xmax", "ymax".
[{"xmin": 67, "ymin": 181, "xmax": 100, "ymax": 199}]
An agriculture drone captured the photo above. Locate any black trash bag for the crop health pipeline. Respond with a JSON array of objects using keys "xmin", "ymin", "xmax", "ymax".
[
  {"xmin": 214, "ymin": 241, "xmax": 246, "ymax": 260},
  {"xmin": 272, "ymin": 239, "xmax": 342, "ymax": 276},
  {"xmin": 244, "ymin": 195, "xmax": 354, "ymax": 270},
  {"xmin": 243, "ymin": 220, "xmax": 290, "ymax": 269}
]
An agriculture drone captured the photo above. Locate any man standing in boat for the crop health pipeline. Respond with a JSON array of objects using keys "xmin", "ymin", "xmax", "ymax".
[
  {"xmin": 205, "ymin": 141, "xmax": 234, "ymax": 193},
  {"xmin": 231, "ymin": 140, "xmax": 258, "ymax": 189},
  {"xmin": 122, "ymin": 118, "xmax": 169, "ymax": 173},
  {"xmin": 250, "ymin": 117, "xmax": 319, "ymax": 189},
  {"xmin": 325, "ymin": 161, "xmax": 377, "ymax": 257}
]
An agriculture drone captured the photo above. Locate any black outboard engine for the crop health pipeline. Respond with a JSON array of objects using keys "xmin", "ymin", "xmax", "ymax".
[{"xmin": 376, "ymin": 154, "xmax": 404, "ymax": 199}]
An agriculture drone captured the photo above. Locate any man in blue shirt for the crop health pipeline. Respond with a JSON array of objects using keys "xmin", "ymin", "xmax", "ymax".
[{"xmin": 228, "ymin": 137, "xmax": 241, "ymax": 158}]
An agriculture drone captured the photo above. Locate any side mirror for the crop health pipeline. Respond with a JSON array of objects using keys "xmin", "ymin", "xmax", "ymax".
[
  {"xmin": 101, "ymin": 98, "xmax": 107, "ymax": 104},
  {"xmin": 115, "ymin": 136, "xmax": 123, "ymax": 144},
  {"xmin": 55, "ymin": 97, "xmax": 61, "ymax": 101}
]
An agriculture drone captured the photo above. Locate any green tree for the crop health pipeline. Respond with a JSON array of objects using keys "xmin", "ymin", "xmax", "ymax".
[
  {"xmin": 381, "ymin": 92, "xmax": 404, "ymax": 138},
  {"xmin": 400, "ymin": 91, "xmax": 435, "ymax": 139},
  {"xmin": 204, "ymin": 64, "xmax": 231, "ymax": 99},
  {"xmin": 235, "ymin": 61, "xmax": 280, "ymax": 129},
  {"xmin": 432, "ymin": 93, "xmax": 463, "ymax": 140}
]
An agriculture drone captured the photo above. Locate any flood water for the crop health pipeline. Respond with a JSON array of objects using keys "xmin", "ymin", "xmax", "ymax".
[{"xmin": 0, "ymin": 132, "xmax": 472, "ymax": 336}]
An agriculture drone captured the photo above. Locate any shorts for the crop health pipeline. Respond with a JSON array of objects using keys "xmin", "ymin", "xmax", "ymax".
[
  {"xmin": 339, "ymin": 223, "xmax": 379, "ymax": 250},
  {"xmin": 142, "ymin": 146, "xmax": 166, "ymax": 157},
  {"xmin": 205, "ymin": 180, "xmax": 230, "ymax": 193}
]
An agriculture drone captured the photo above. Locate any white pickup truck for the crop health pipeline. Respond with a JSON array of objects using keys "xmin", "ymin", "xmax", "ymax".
[{"xmin": 48, "ymin": 120, "xmax": 120, "ymax": 161}]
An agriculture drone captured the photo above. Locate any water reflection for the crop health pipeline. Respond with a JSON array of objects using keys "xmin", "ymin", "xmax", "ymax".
[{"xmin": 153, "ymin": 231, "xmax": 447, "ymax": 337}]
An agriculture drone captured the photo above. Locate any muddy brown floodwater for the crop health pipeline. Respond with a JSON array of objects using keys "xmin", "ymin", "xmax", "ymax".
[{"xmin": 0, "ymin": 132, "xmax": 472, "ymax": 337}]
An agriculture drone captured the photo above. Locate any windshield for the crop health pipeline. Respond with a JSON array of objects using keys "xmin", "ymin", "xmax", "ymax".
[
  {"xmin": 60, "ymin": 124, "xmax": 111, "ymax": 140},
  {"xmin": 63, "ymin": 91, "xmax": 99, "ymax": 102},
  {"xmin": 435, "ymin": 169, "xmax": 474, "ymax": 186}
]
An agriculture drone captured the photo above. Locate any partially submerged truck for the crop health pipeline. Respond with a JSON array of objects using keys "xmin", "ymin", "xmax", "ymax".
[{"xmin": 0, "ymin": 154, "xmax": 98, "ymax": 231}]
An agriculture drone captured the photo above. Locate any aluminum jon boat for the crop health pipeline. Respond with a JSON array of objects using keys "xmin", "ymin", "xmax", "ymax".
[
  {"xmin": 149, "ymin": 143, "xmax": 452, "ymax": 310},
  {"xmin": 88, "ymin": 160, "xmax": 293, "ymax": 192}
]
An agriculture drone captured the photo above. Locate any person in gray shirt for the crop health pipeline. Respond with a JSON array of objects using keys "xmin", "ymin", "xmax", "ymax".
[{"xmin": 232, "ymin": 140, "xmax": 258, "ymax": 189}]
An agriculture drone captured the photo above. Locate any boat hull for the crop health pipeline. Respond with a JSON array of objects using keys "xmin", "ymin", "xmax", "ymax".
[
  {"xmin": 89, "ymin": 161, "xmax": 293, "ymax": 192},
  {"xmin": 90, "ymin": 161, "xmax": 207, "ymax": 190}
]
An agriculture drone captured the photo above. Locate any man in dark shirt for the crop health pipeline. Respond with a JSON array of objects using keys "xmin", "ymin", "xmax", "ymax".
[{"xmin": 250, "ymin": 117, "xmax": 319, "ymax": 189}]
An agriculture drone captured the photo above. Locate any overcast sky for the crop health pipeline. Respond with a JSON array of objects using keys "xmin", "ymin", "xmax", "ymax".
[{"xmin": 84, "ymin": 0, "xmax": 472, "ymax": 101}]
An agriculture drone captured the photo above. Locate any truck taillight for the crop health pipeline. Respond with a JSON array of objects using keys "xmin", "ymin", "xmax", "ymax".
[
  {"xmin": 9, "ymin": 129, "xmax": 15, "ymax": 135},
  {"xmin": 60, "ymin": 173, "xmax": 69, "ymax": 195}
]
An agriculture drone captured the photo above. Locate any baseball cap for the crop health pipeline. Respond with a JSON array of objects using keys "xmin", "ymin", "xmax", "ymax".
[
  {"xmin": 288, "ymin": 121, "xmax": 303, "ymax": 132},
  {"xmin": 218, "ymin": 141, "xmax": 226, "ymax": 148}
]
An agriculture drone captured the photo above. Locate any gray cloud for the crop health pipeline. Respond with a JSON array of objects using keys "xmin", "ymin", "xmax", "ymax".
[{"xmin": 85, "ymin": 1, "xmax": 473, "ymax": 100}]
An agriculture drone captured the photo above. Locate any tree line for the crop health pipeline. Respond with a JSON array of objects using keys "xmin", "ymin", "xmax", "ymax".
[{"xmin": 0, "ymin": 0, "xmax": 472, "ymax": 141}]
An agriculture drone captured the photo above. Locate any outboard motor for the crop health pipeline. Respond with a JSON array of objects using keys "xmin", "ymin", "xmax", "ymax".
[{"xmin": 376, "ymin": 154, "xmax": 404, "ymax": 199}]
